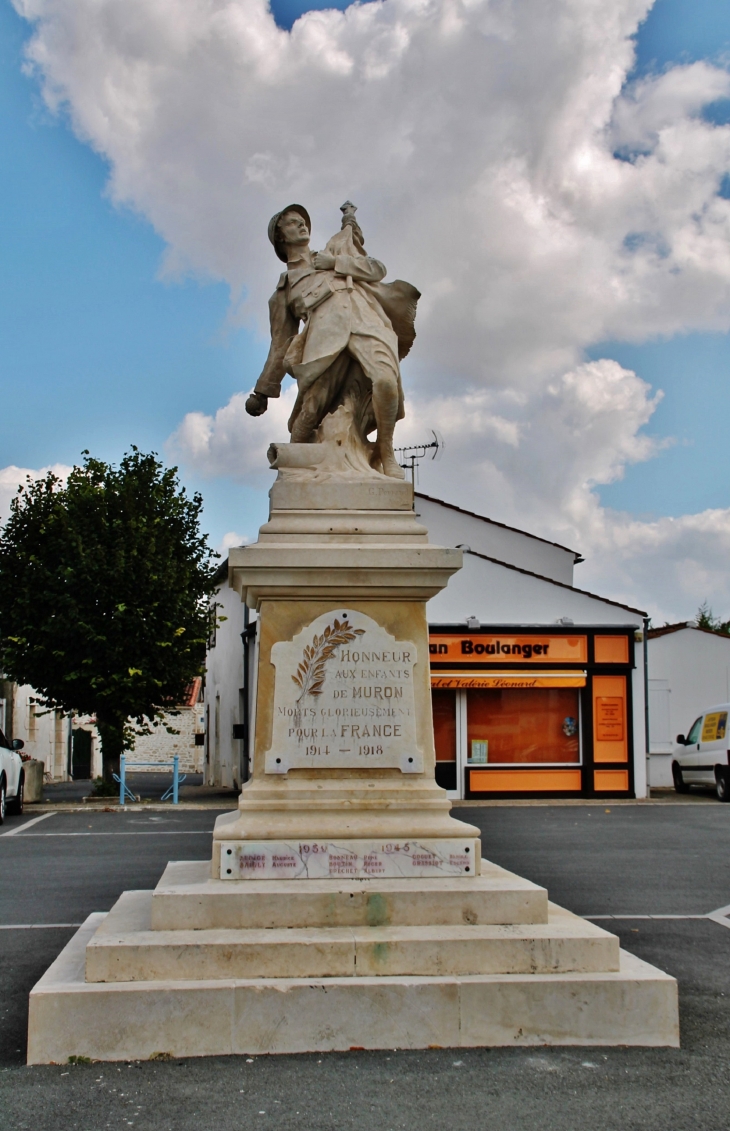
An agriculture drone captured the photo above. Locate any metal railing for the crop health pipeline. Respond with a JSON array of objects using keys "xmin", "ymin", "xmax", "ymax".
[{"xmin": 113, "ymin": 753, "xmax": 185, "ymax": 805}]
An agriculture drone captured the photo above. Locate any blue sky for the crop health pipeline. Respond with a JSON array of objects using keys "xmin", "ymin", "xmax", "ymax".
[
  {"xmin": 593, "ymin": 0, "xmax": 730, "ymax": 518},
  {"xmin": 0, "ymin": 0, "xmax": 269, "ymax": 539},
  {"xmin": 1, "ymin": 0, "xmax": 730, "ymax": 566}
]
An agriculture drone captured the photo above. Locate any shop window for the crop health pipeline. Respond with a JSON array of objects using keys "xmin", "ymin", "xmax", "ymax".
[
  {"xmin": 466, "ymin": 688, "xmax": 580, "ymax": 764},
  {"xmin": 432, "ymin": 689, "xmax": 457, "ymax": 790}
]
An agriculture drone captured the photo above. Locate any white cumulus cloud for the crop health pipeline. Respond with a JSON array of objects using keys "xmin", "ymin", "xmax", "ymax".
[
  {"xmin": 217, "ymin": 530, "xmax": 251, "ymax": 556},
  {"xmin": 0, "ymin": 464, "xmax": 73, "ymax": 524},
  {"xmin": 13, "ymin": 0, "xmax": 730, "ymax": 619},
  {"xmin": 168, "ymin": 387, "xmax": 298, "ymax": 480}
]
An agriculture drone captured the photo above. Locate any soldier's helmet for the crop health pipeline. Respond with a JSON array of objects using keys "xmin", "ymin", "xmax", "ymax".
[{"xmin": 268, "ymin": 205, "xmax": 311, "ymax": 262}]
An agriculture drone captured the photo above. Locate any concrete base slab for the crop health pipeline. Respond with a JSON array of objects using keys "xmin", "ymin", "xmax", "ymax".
[
  {"xmin": 87, "ymin": 891, "xmax": 619, "ymax": 982},
  {"xmin": 28, "ymin": 915, "xmax": 679, "ymax": 1063},
  {"xmin": 151, "ymin": 859, "xmax": 549, "ymax": 930}
]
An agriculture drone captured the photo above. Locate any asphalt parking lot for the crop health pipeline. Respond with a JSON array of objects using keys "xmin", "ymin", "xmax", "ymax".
[{"xmin": 1, "ymin": 801, "xmax": 729, "ymax": 1131}]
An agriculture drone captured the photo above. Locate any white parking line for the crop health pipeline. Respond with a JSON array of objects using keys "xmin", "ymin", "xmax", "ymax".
[
  {"xmin": 0, "ymin": 923, "xmax": 81, "ymax": 929},
  {"xmin": 706, "ymin": 910, "xmax": 730, "ymax": 930},
  {"xmin": 0, "ymin": 812, "xmax": 54, "ymax": 836},
  {"xmin": 586, "ymin": 914, "xmax": 707, "ymax": 920},
  {"xmin": 4, "ymin": 830, "xmax": 212, "ymax": 837},
  {"xmin": 586, "ymin": 904, "xmax": 730, "ymax": 929}
]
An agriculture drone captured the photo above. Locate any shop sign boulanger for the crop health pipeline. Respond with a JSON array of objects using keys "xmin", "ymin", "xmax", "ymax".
[
  {"xmin": 431, "ymin": 672, "xmax": 586, "ymax": 689},
  {"xmin": 428, "ymin": 634, "xmax": 588, "ymax": 664}
]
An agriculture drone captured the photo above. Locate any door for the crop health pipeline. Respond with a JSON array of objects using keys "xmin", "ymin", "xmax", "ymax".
[
  {"xmin": 697, "ymin": 709, "xmax": 728, "ymax": 783},
  {"xmin": 679, "ymin": 715, "xmax": 703, "ymax": 779},
  {"xmin": 0, "ymin": 730, "xmax": 19, "ymax": 796},
  {"xmin": 71, "ymin": 728, "xmax": 92, "ymax": 780},
  {"xmin": 431, "ymin": 688, "xmax": 467, "ymax": 800},
  {"xmin": 648, "ymin": 680, "xmax": 671, "ymax": 751},
  {"xmin": 433, "ymin": 689, "xmax": 458, "ymax": 795},
  {"xmin": 213, "ymin": 693, "xmax": 221, "ymax": 786}
]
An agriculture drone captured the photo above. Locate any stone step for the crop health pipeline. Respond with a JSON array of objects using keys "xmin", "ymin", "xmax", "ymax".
[
  {"xmin": 85, "ymin": 890, "xmax": 620, "ymax": 984},
  {"xmin": 29, "ymin": 912, "xmax": 679, "ymax": 1063},
  {"xmin": 151, "ymin": 859, "xmax": 549, "ymax": 930}
]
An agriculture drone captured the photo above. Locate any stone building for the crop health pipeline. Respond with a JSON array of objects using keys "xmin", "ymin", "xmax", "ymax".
[
  {"xmin": 127, "ymin": 678, "xmax": 205, "ymax": 776},
  {"xmin": 7, "ymin": 678, "xmax": 205, "ymax": 781},
  {"xmin": 1, "ymin": 683, "xmax": 73, "ymax": 780}
]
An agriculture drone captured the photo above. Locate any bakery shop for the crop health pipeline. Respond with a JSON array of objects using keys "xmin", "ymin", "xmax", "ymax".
[
  {"xmin": 430, "ymin": 626, "xmax": 636, "ymax": 799},
  {"xmin": 415, "ymin": 493, "xmax": 646, "ymax": 801}
]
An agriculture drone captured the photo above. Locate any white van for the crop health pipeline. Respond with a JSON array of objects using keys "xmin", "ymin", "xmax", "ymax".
[{"xmin": 672, "ymin": 704, "xmax": 730, "ymax": 801}]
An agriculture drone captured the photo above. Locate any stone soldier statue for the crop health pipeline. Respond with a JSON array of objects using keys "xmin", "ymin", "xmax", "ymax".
[{"xmin": 245, "ymin": 202, "xmax": 420, "ymax": 479}]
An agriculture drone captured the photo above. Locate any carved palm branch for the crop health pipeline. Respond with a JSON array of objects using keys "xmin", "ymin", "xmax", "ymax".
[{"xmin": 292, "ymin": 618, "xmax": 365, "ymax": 702}]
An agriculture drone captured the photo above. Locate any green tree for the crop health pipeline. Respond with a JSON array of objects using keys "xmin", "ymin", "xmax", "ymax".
[
  {"xmin": 695, "ymin": 602, "xmax": 730, "ymax": 635},
  {"xmin": 0, "ymin": 449, "xmax": 217, "ymax": 782}
]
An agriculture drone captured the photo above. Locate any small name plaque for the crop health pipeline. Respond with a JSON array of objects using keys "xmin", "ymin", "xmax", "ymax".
[
  {"xmin": 265, "ymin": 609, "xmax": 423, "ymax": 774},
  {"xmin": 219, "ymin": 839, "xmax": 480, "ymax": 880}
]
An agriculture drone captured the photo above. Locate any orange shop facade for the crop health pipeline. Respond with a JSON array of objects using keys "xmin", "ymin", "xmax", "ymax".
[{"xmin": 429, "ymin": 625, "xmax": 638, "ymax": 800}]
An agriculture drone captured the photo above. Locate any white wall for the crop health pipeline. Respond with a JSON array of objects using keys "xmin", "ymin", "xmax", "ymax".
[
  {"xmin": 426, "ymin": 550, "xmax": 644, "ymax": 628},
  {"xmin": 632, "ymin": 640, "xmax": 648, "ymax": 800},
  {"xmin": 416, "ymin": 494, "xmax": 578, "ymax": 584},
  {"xmin": 647, "ymin": 628, "xmax": 730, "ymax": 787},
  {"xmin": 11, "ymin": 686, "xmax": 72, "ymax": 780},
  {"xmin": 204, "ymin": 580, "xmax": 248, "ymax": 789}
]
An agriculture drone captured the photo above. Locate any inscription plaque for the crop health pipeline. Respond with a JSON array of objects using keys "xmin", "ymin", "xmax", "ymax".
[
  {"xmin": 265, "ymin": 609, "xmax": 423, "ymax": 774},
  {"xmin": 219, "ymin": 839, "xmax": 479, "ymax": 880},
  {"xmin": 595, "ymin": 696, "xmax": 625, "ymax": 741}
]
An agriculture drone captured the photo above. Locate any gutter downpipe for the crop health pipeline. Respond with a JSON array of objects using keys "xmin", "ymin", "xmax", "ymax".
[
  {"xmin": 643, "ymin": 615, "xmax": 651, "ymax": 798},
  {"xmin": 241, "ymin": 606, "xmax": 250, "ymax": 784}
]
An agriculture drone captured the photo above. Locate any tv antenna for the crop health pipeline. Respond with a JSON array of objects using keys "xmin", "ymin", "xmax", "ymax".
[{"xmin": 394, "ymin": 430, "xmax": 444, "ymax": 486}]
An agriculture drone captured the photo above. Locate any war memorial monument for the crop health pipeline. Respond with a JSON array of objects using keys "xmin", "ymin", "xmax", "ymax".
[{"xmin": 27, "ymin": 203, "xmax": 679, "ymax": 1061}]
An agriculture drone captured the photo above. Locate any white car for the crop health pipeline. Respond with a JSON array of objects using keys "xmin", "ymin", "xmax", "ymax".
[
  {"xmin": 673, "ymin": 704, "xmax": 730, "ymax": 801},
  {"xmin": 0, "ymin": 729, "xmax": 25, "ymax": 823}
]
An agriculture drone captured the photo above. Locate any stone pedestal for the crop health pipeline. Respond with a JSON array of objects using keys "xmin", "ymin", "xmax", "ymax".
[
  {"xmin": 27, "ymin": 458, "xmax": 679, "ymax": 1061},
  {"xmin": 28, "ymin": 857, "xmax": 679, "ymax": 1061},
  {"xmin": 210, "ymin": 467, "xmax": 479, "ymax": 876}
]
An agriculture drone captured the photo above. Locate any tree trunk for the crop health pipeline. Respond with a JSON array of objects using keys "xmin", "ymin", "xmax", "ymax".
[{"xmin": 96, "ymin": 716, "xmax": 126, "ymax": 784}]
